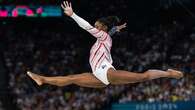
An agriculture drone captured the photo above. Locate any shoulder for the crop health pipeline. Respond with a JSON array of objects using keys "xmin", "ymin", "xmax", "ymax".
[{"xmin": 99, "ymin": 32, "xmax": 111, "ymax": 41}]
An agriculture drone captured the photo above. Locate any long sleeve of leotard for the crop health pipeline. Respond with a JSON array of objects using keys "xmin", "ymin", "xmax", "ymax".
[
  {"xmin": 71, "ymin": 13, "xmax": 108, "ymax": 40},
  {"xmin": 108, "ymin": 26, "xmax": 117, "ymax": 36}
]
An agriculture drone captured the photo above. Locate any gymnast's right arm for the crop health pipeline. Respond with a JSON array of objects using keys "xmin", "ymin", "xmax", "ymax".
[{"xmin": 61, "ymin": 1, "xmax": 107, "ymax": 39}]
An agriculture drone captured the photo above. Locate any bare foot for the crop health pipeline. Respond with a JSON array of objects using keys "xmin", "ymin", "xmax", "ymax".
[
  {"xmin": 167, "ymin": 69, "xmax": 183, "ymax": 79},
  {"xmin": 27, "ymin": 71, "xmax": 43, "ymax": 86}
]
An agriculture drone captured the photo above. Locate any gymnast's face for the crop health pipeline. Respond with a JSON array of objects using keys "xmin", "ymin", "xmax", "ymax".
[{"xmin": 95, "ymin": 21, "xmax": 108, "ymax": 32}]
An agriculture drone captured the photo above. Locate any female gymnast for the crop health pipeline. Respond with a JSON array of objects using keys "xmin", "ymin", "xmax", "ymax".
[{"xmin": 27, "ymin": 1, "xmax": 183, "ymax": 88}]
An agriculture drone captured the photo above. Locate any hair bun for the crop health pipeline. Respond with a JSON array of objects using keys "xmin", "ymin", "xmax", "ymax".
[
  {"xmin": 106, "ymin": 16, "xmax": 120, "ymax": 27},
  {"xmin": 97, "ymin": 16, "xmax": 120, "ymax": 31}
]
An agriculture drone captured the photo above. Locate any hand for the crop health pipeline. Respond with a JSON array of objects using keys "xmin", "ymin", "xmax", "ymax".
[
  {"xmin": 61, "ymin": 1, "xmax": 73, "ymax": 16},
  {"xmin": 116, "ymin": 23, "xmax": 127, "ymax": 32}
]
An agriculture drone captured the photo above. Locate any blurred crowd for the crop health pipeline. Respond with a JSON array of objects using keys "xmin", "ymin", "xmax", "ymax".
[
  {"xmin": 0, "ymin": 21, "xmax": 195, "ymax": 110},
  {"xmin": 0, "ymin": 0, "xmax": 195, "ymax": 110},
  {"xmin": 0, "ymin": 101, "xmax": 4, "ymax": 110}
]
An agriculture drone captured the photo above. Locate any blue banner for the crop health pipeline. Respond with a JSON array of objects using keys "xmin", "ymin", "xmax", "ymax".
[
  {"xmin": 0, "ymin": 5, "xmax": 62, "ymax": 17},
  {"xmin": 112, "ymin": 101, "xmax": 195, "ymax": 110}
]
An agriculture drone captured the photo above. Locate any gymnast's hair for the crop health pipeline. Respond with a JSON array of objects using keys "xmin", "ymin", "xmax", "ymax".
[{"xmin": 97, "ymin": 16, "xmax": 120, "ymax": 31}]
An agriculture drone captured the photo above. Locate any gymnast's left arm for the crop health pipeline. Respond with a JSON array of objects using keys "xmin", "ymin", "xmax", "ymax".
[
  {"xmin": 108, "ymin": 26, "xmax": 117, "ymax": 36},
  {"xmin": 108, "ymin": 23, "xmax": 127, "ymax": 36}
]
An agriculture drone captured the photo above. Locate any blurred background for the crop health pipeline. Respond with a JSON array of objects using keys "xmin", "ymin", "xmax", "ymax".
[{"xmin": 0, "ymin": 0, "xmax": 195, "ymax": 110}]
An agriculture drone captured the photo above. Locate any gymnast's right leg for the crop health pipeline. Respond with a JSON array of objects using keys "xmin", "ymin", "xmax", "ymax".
[{"xmin": 27, "ymin": 71, "xmax": 106, "ymax": 88}]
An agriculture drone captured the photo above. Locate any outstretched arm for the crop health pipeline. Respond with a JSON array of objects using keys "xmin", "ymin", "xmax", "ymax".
[
  {"xmin": 116, "ymin": 23, "xmax": 127, "ymax": 32},
  {"xmin": 108, "ymin": 26, "xmax": 117, "ymax": 36},
  {"xmin": 61, "ymin": 1, "xmax": 92, "ymax": 30},
  {"xmin": 108, "ymin": 23, "xmax": 127, "ymax": 36},
  {"xmin": 61, "ymin": 1, "xmax": 107, "ymax": 40}
]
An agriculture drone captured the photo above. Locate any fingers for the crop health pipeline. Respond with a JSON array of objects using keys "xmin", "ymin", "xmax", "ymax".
[
  {"xmin": 68, "ymin": 1, "xmax": 71, "ymax": 7},
  {"xmin": 61, "ymin": 4, "xmax": 65, "ymax": 10},
  {"xmin": 61, "ymin": 1, "xmax": 66, "ymax": 10},
  {"xmin": 61, "ymin": 1, "xmax": 71, "ymax": 9},
  {"xmin": 63, "ymin": 1, "xmax": 67, "ymax": 7},
  {"xmin": 122, "ymin": 23, "xmax": 127, "ymax": 28},
  {"xmin": 120, "ymin": 23, "xmax": 127, "ymax": 29},
  {"xmin": 70, "ymin": 2, "xmax": 72, "ymax": 8},
  {"xmin": 116, "ymin": 22, "xmax": 127, "ymax": 32}
]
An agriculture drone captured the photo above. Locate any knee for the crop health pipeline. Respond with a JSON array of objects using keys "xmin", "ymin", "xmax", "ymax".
[
  {"xmin": 67, "ymin": 75, "xmax": 77, "ymax": 81},
  {"xmin": 67, "ymin": 74, "xmax": 88, "ymax": 82},
  {"xmin": 143, "ymin": 71, "xmax": 150, "ymax": 80}
]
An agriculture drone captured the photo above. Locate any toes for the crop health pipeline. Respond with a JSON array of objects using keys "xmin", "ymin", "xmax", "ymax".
[
  {"xmin": 27, "ymin": 71, "xmax": 33, "ymax": 78},
  {"xmin": 26, "ymin": 71, "xmax": 42, "ymax": 85}
]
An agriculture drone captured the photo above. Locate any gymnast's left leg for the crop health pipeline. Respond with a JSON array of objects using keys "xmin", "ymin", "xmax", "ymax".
[{"xmin": 107, "ymin": 68, "xmax": 183, "ymax": 85}]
